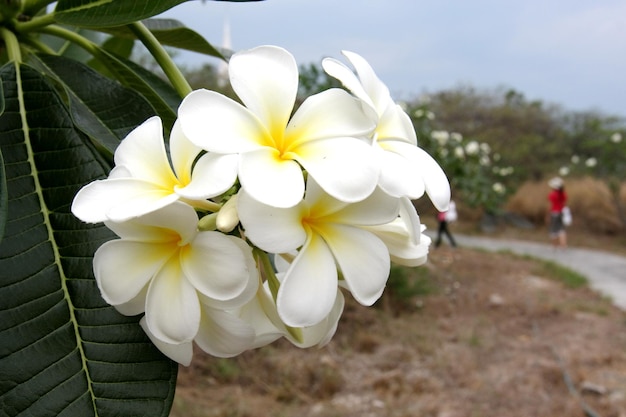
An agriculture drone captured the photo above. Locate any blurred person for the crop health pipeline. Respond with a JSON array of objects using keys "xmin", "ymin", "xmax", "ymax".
[
  {"xmin": 547, "ymin": 176, "xmax": 568, "ymax": 249},
  {"xmin": 435, "ymin": 200, "xmax": 457, "ymax": 248}
]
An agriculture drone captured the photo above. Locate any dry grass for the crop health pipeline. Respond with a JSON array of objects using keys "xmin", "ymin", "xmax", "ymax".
[
  {"xmin": 171, "ymin": 246, "xmax": 626, "ymax": 417},
  {"xmin": 506, "ymin": 177, "xmax": 625, "ymax": 235}
]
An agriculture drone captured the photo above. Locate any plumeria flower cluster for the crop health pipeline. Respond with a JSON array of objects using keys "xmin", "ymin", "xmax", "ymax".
[{"xmin": 72, "ymin": 45, "xmax": 450, "ymax": 365}]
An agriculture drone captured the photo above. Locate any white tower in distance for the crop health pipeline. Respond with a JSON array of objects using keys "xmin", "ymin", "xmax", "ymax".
[{"xmin": 217, "ymin": 7, "xmax": 231, "ymax": 87}]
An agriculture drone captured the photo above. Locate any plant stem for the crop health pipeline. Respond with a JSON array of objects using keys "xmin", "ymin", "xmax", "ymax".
[
  {"xmin": 22, "ymin": 0, "xmax": 55, "ymax": 16},
  {"xmin": 39, "ymin": 25, "xmax": 99, "ymax": 56},
  {"xmin": 254, "ymin": 248, "xmax": 280, "ymax": 301},
  {"xmin": 21, "ymin": 35, "xmax": 57, "ymax": 55},
  {"xmin": 14, "ymin": 11, "xmax": 56, "ymax": 33},
  {"xmin": 252, "ymin": 248, "xmax": 304, "ymax": 344},
  {"xmin": 0, "ymin": 27, "xmax": 22, "ymax": 63},
  {"xmin": 127, "ymin": 21, "xmax": 192, "ymax": 98}
]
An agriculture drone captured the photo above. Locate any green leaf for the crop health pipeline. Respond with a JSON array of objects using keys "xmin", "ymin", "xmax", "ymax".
[
  {"xmin": 55, "ymin": 0, "xmax": 192, "ymax": 28},
  {"xmin": 100, "ymin": 33, "xmax": 136, "ymax": 60},
  {"xmin": 0, "ymin": 71, "xmax": 5, "ymax": 242},
  {"xmin": 99, "ymin": 18, "xmax": 227, "ymax": 60},
  {"xmin": 0, "ymin": 148, "xmax": 6, "ymax": 242},
  {"xmin": 0, "ymin": 62, "xmax": 177, "ymax": 417},
  {"xmin": 91, "ymin": 47, "xmax": 180, "ymax": 130},
  {"xmin": 28, "ymin": 54, "xmax": 155, "ymax": 159}
]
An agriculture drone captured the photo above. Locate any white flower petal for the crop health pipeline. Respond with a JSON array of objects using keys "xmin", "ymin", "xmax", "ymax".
[
  {"xmin": 71, "ymin": 179, "xmax": 120, "ymax": 224},
  {"xmin": 365, "ymin": 219, "xmax": 430, "ymax": 267},
  {"xmin": 239, "ymin": 285, "xmax": 284, "ymax": 349},
  {"xmin": 238, "ymin": 147, "xmax": 305, "ymax": 208},
  {"xmin": 321, "ymin": 57, "xmax": 374, "ymax": 109},
  {"xmin": 330, "ymin": 185, "xmax": 400, "ymax": 226},
  {"xmin": 399, "ymin": 196, "xmax": 422, "ymax": 245},
  {"xmin": 113, "ymin": 284, "xmax": 147, "ymax": 316},
  {"xmin": 229, "ymin": 45, "xmax": 297, "ymax": 134},
  {"xmin": 199, "ymin": 235, "xmax": 260, "ymax": 310},
  {"xmin": 286, "ymin": 88, "xmax": 375, "ymax": 141},
  {"xmin": 106, "ymin": 187, "xmax": 180, "ymax": 223},
  {"xmin": 287, "ymin": 289, "xmax": 345, "ymax": 349},
  {"xmin": 194, "ymin": 306, "xmax": 255, "ymax": 358},
  {"xmin": 277, "ymin": 234, "xmax": 338, "ymax": 327},
  {"xmin": 382, "ymin": 141, "xmax": 450, "ymax": 206},
  {"xmin": 377, "ymin": 103, "xmax": 417, "ymax": 145},
  {"xmin": 93, "ymin": 240, "xmax": 173, "ymax": 307},
  {"xmin": 237, "ymin": 190, "xmax": 307, "ymax": 253},
  {"xmin": 146, "ymin": 257, "xmax": 201, "ymax": 344},
  {"xmin": 322, "ymin": 225, "xmax": 389, "ymax": 306},
  {"xmin": 178, "ymin": 89, "xmax": 270, "ymax": 153},
  {"xmin": 140, "ymin": 317, "xmax": 193, "ymax": 366},
  {"xmin": 413, "ymin": 147, "xmax": 451, "ymax": 211},
  {"xmin": 300, "ymin": 178, "xmax": 348, "ymax": 217},
  {"xmin": 376, "ymin": 146, "xmax": 425, "ymax": 198},
  {"xmin": 114, "ymin": 116, "xmax": 177, "ymax": 186},
  {"xmin": 296, "ymin": 137, "xmax": 379, "ymax": 203},
  {"xmin": 175, "ymin": 152, "xmax": 238, "ymax": 200},
  {"xmin": 169, "ymin": 119, "xmax": 202, "ymax": 183},
  {"xmin": 181, "ymin": 231, "xmax": 252, "ymax": 302},
  {"xmin": 107, "ymin": 201, "xmax": 199, "ymax": 244},
  {"xmin": 340, "ymin": 50, "xmax": 392, "ymax": 116}
]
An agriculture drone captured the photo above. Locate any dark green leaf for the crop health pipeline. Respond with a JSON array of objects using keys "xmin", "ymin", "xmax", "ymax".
[
  {"xmin": 0, "ymin": 148, "xmax": 6, "ymax": 242},
  {"xmin": 0, "ymin": 62, "xmax": 177, "ymax": 417},
  {"xmin": 100, "ymin": 34, "xmax": 135, "ymax": 60},
  {"xmin": 28, "ymin": 54, "xmax": 155, "ymax": 159},
  {"xmin": 86, "ymin": 35, "xmax": 135, "ymax": 79},
  {"xmin": 91, "ymin": 47, "xmax": 180, "ymax": 129},
  {"xmin": 99, "ymin": 18, "xmax": 227, "ymax": 60},
  {"xmin": 55, "ymin": 0, "xmax": 191, "ymax": 28},
  {"xmin": 0, "ymin": 76, "xmax": 4, "ymax": 241}
]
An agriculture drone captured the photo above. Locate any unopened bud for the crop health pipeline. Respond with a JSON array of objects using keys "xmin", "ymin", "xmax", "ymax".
[
  {"xmin": 198, "ymin": 212, "xmax": 218, "ymax": 231},
  {"xmin": 216, "ymin": 194, "xmax": 239, "ymax": 233}
]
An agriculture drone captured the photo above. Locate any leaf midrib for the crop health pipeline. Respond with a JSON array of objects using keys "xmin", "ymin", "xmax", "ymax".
[{"xmin": 16, "ymin": 61, "xmax": 99, "ymax": 416}]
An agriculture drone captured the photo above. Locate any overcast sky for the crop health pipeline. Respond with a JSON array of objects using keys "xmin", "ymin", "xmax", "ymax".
[{"xmin": 161, "ymin": 0, "xmax": 626, "ymax": 117}]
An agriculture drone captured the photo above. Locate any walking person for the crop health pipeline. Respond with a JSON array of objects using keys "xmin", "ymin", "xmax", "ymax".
[
  {"xmin": 435, "ymin": 200, "xmax": 457, "ymax": 248},
  {"xmin": 547, "ymin": 176, "xmax": 568, "ymax": 249}
]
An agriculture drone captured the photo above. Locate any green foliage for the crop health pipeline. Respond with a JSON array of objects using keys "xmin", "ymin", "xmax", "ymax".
[
  {"xmin": 0, "ymin": 62, "xmax": 177, "ymax": 416},
  {"xmin": 55, "ymin": 0, "xmax": 192, "ymax": 28},
  {"xmin": 383, "ymin": 264, "xmax": 436, "ymax": 308},
  {"xmin": 422, "ymin": 85, "xmax": 625, "ymax": 185},
  {"xmin": 297, "ymin": 62, "xmax": 341, "ymax": 100},
  {"xmin": 100, "ymin": 19, "xmax": 227, "ymax": 59},
  {"xmin": 408, "ymin": 101, "xmax": 510, "ymax": 214}
]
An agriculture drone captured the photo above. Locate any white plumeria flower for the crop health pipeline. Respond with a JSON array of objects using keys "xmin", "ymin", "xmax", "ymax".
[
  {"xmin": 240, "ymin": 277, "xmax": 345, "ymax": 350},
  {"xmin": 322, "ymin": 50, "xmax": 450, "ymax": 210},
  {"xmin": 93, "ymin": 202, "xmax": 258, "ymax": 345},
  {"xmin": 72, "ymin": 116, "xmax": 238, "ymax": 223},
  {"xmin": 178, "ymin": 45, "xmax": 379, "ymax": 209},
  {"xmin": 362, "ymin": 198, "xmax": 430, "ymax": 267},
  {"xmin": 238, "ymin": 179, "xmax": 400, "ymax": 327},
  {"xmin": 140, "ymin": 306, "xmax": 256, "ymax": 365}
]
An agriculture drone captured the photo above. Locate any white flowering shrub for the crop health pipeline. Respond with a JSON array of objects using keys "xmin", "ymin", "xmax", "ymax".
[
  {"xmin": 411, "ymin": 103, "xmax": 512, "ymax": 213},
  {"xmin": 0, "ymin": 3, "xmax": 449, "ymax": 415}
]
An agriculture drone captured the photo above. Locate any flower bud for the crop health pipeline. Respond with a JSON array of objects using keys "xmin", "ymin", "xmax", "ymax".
[{"xmin": 216, "ymin": 194, "xmax": 239, "ymax": 233}]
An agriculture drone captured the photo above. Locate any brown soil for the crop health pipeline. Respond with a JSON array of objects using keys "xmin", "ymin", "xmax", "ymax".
[{"xmin": 171, "ymin": 245, "xmax": 626, "ymax": 417}]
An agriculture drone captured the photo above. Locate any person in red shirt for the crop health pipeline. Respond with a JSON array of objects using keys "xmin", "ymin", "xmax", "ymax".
[{"xmin": 547, "ymin": 177, "xmax": 568, "ymax": 249}]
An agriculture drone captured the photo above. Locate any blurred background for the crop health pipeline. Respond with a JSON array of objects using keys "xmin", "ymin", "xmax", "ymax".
[{"xmin": 155, "ymin": 0, "xmax": 626, "ymax": 238}]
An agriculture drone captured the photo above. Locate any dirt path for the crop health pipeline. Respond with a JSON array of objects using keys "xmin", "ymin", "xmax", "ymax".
[{"xmin": 451, "ymin": 234, "xmax": 626, "ymax": 310}]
